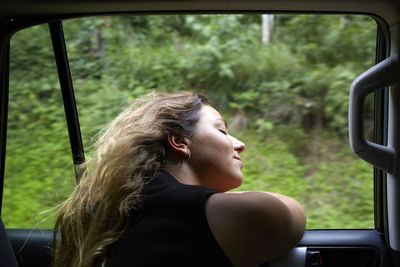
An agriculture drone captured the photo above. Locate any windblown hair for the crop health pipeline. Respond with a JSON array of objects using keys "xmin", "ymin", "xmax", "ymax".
[{"xmin": 53, "ymin": 92, "xmax": 208, "ymax": 267}]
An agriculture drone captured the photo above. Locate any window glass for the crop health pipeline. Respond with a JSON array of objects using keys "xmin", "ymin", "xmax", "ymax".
[
  {"xmin": 4, "ymin": 24, "xmax": 75, "ymax": 228},
  {"xmin": 64, "ymin": 14, "xmax": 376, "ymax": 229}
]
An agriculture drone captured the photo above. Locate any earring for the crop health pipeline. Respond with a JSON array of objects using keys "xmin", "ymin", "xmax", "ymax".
[{"xmin": 184, "ymin": 150, "xmax": 191, "ymax": 163}]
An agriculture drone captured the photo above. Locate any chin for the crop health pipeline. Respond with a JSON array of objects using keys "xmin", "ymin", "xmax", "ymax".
[
  {"xmin": 222, "ymin": 176, "xmax": 243, "ymax": 192},
  {"xmin": 232, "ymin": 176, "xmax": 244, "ymax": 189}
]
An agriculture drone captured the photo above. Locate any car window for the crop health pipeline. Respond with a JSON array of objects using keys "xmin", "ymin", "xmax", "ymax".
[
  {"xmin": 3, "ymin": 14, "xmax": 376, "ymax": 229},
  {"xmin": 3, "ymin": 24, "xmax": 75, "ymax": 228}
]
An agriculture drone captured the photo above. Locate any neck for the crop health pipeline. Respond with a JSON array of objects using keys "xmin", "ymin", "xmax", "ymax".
[{"xmin": 163, "ymin": 162, "xmax": 201, "ymax": 186}]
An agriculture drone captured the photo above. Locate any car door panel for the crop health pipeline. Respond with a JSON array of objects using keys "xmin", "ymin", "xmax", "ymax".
[{"xmin": 7, "ymin": 229, "xmax": 388, "ymax": 267}]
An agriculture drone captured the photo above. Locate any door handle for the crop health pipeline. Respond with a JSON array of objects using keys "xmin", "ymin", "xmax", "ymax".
[{"xmin": 348, "ymin": 56, "xmax": 399, "ymax": 173}]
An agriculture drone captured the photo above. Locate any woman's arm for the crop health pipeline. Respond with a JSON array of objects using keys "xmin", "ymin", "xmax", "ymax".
[{"xmin": 205, "ymin": 191, "xmax": 306, "ymax": 267}]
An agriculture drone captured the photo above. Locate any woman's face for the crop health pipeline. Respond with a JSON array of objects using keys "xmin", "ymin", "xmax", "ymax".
[{"xmin": 188, "ymin": 105, "xmax": 246, "ymax": 192}]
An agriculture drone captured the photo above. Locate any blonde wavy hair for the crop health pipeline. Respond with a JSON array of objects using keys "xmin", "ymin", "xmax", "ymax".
[{"xmin": 53, "ymin": 92, "xmax": 209, "ymax": 267}]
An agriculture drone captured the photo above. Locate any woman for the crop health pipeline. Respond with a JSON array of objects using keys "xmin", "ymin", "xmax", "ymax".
[{"xmin": 53, "ymin": 92, "xmax": 306, "ymax": 267}]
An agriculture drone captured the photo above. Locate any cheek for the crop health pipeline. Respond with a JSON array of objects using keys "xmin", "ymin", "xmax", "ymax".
[
  {"xmin": 192, "ymin": 134, "xmax": 229, "ymax": 162},
  {"xmin": 200, "ymin": 134, "xmax": 231, "ymax": 155}
]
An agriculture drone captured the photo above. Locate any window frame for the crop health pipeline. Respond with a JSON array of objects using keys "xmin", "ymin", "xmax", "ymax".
[{"xmin": 373, "ymin": 17, "xmax": 390, "ymax": 233}]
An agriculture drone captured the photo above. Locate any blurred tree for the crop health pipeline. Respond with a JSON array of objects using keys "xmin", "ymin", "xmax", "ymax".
[{"xmin": 262, "ymin": 14, "xmax": 274, "ymax": 44}]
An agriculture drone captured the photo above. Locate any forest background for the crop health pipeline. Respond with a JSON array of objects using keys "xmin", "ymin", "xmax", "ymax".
[{"xmin": 4, "ymin": 14, "xmax": 377, "ymax": 229}]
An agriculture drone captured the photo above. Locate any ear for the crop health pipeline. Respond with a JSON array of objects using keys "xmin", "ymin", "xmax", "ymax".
[{"xmin": 167, "ymin": 134, "xmax": 190, "ymax": 158}]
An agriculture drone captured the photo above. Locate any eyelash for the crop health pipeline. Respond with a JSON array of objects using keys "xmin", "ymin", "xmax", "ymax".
[{"xmin": 219, "ymin": 130, "xmax": 227, "ymax": 135}]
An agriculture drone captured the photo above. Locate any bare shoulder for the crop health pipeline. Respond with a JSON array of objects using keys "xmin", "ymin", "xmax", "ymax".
[{"xmin": 205, "ymin": 191, "xmax": 306, "ymax": 267}]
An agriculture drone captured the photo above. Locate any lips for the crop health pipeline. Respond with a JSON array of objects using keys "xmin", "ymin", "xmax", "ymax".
[{"xmin": 233, "ymin": 155, "xmax": 243, "ymax": 168}]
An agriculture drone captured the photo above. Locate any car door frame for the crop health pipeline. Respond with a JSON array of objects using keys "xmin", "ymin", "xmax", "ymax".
[{"xmin": 0, "ymin": 5, "xmax": 397, "ymax": 267}]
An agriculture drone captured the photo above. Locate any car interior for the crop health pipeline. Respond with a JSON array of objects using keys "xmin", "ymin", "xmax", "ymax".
[{"xmin": 0, "ymin": 0, "xmax": 400, "ymax": 266}]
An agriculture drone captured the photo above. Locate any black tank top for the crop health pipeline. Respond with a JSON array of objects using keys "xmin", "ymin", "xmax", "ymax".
[{"xmin": 105, "ymin": 171, "xmax": 233, "ymax": 267}]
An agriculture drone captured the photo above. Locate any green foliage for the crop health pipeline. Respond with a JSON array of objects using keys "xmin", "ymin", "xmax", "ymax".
[
  {"xmin": 234, "ymin": 131, "xmax": 306, "ymax": 197},
  {"xmin": 3, "ymin": 14, "xmax": 376, "ymax": 229},
  {"xmin": 305, "ymin": 152, "xmax": 373, "ymax": 229},
  {"xmin": 5, "ymin": 24, "xmax": 76, "ymax": 228},
  {"xmin": 231, "ymin": 130, "xmax": 373, "ymax": 229}
]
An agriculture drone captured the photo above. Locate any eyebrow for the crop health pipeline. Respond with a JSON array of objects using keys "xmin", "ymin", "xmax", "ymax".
[{"xmin": 217, "ymin": 118, "xmax": 228, "ymax": 128}]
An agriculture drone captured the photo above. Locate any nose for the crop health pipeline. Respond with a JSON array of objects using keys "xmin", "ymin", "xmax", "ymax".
[{"xmin": 229, "ymin": 135, "xmax": 246, "ymax": 153}]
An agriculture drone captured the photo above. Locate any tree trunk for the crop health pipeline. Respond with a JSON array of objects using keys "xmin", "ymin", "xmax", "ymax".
[{"xmin": 262, "ymin": 14, "xmax": 274, "ymax": 45}]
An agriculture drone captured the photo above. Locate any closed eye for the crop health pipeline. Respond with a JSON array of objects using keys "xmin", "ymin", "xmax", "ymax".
[{"xmin": 219, "ymin": 129, "xmax": 228, "ymax": 135}]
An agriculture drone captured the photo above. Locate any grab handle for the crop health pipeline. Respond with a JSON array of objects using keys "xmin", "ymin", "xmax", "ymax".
[{"xmin": 349, "ymin": 56, "xmax": 399, "ymax": 173}]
